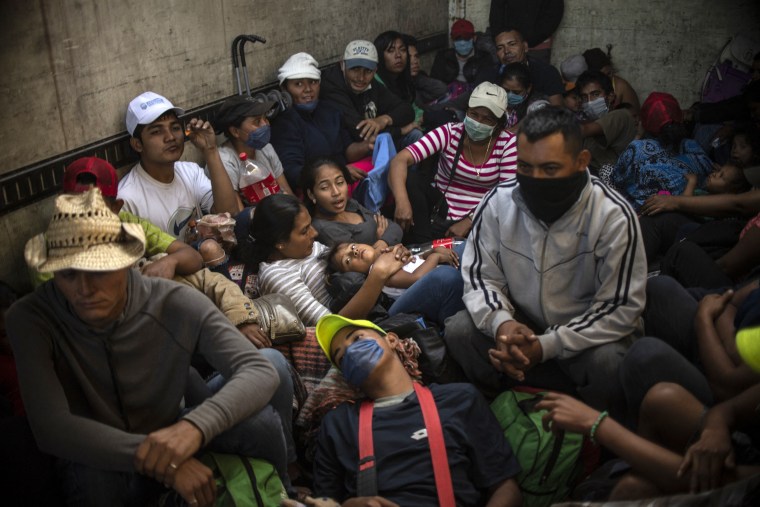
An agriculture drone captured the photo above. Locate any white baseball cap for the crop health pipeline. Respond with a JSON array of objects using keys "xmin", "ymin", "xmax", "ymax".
[
  {"xmin": 469, "ymin": 82, "xmax": 507, "ymax": 119},
  {"xmin": 278, "ymin": 52, "xmax": 321, "ymax": 85},
  {"xmin": 126, "ymin": 91, "xmax": 185, "ymax": 136},
  {"xmin": 343, "ymin": 40, "xmax": 378, "ymax": 70}
]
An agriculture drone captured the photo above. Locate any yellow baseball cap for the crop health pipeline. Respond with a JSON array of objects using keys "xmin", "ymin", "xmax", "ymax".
[
  {"xmin": 737, "ymin": 326, "xmax": 760, "ymax": 373},
  {"xmin": 316, "ymin": 314, "xmax": 386, "ymax": 367}
]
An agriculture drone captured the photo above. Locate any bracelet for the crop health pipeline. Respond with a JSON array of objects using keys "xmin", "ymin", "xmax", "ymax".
[{"xmin": 589, "ymin": 410, "xmax": 609, "ymax": 445}]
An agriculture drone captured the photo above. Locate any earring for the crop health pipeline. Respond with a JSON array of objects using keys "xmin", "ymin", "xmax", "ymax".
[
  {"xmin": 312, "ymin": 198, "xmax": 317, "ymax": 204},
  {"xmin": 276, "ymin": 244, "xmax": 283, "ymax": 250}
]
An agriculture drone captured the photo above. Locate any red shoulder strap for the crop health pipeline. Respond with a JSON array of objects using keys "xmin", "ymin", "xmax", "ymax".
[
  {"xmin": 356, "ymin": 386, "xmax": 456, "ymax": 506},
  {"xmin": 357, "ymin": 400, "xmax": 377, "ymax": 496},
  {"xmin": 414, "ymin": 383, "xmax": 456, "ymax": 507}
]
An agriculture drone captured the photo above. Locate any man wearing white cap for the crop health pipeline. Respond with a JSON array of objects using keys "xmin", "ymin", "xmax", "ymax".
[
  {"xmin": 320, "ymin": 40, "xmax": 415, "ymax": 147},
  {"xmin": 272, "ymin": 52, "xmax": 375, "ymax": 188},
  {"xmin": 119, "ymin": 91, "xmax": 242, "ymax": 240},
  {"xmin": 8, "ymin": 188, "xmax": 293, "ymax": 507},
  {"xmin": 312, "ymin": 314, "xmax": 522, "ymax": 506}
]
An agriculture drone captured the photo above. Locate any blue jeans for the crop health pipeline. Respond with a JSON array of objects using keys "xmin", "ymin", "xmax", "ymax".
[
  {"xmin": 57, "ymin": 348, "xmax": 295, "ymax": 506},
  {"xmin": 389, "ymin": 265, "xmax": 464, "ymax": 328},
  {"xmin": 197, "ymin": 348, "xmax": 295, "ymax": 487},
  {"xmin": 400, "ymin": 127, "xmax": 424, "ymax": 150},
  {"xmin": 400, "ymin": 128, "xmax": 424, "ymax": 173}
]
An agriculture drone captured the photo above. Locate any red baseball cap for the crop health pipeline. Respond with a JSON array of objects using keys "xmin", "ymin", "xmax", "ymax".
[
  {"xmin": 451, "ymin": 19, "xmax": 475, "ymax": 40},
  {"xmin": 63, "ymin": 157, "xmax": 119, "ymax": 198},
  {"xmin": 640, "ymin": 92, "xmax": 683, "ymax": 137}
]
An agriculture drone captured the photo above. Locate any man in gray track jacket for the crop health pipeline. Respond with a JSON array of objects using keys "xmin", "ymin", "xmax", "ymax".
[{"xmin": 444, "ymin": 107, "xmax": 646, "ymax": 411}]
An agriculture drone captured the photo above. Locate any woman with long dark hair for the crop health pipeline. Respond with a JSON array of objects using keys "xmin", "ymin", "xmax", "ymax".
[
  {"xmin": 499, "ymin": 62, "xmax": 545, "ymax": 129},
  {"xmin": 246, "ymin": 193, "xmax": 406, "ymax": 326},
  {"xmin": 374, "ymin": 31, "xmax": 424, "ymax": 143},
  {"xmin": 299, "ymin": 157, "xmax": 402, "ymax": 249}
]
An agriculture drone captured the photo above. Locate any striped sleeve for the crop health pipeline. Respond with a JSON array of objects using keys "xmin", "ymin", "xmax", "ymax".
[
  {"xmin": 406, "ymin": 123, "xmax": 453, "ymax": 163},
  {"xmin": 258, "ymin": 244, "xmax": 332, "ymax": 326},
  {"xmin": 433, "ymin": 128, "xmax": 517, "ymax": 220},
  {"xmin": 461, "ymin": 182, "xmax": 519, "ymax": 337}
]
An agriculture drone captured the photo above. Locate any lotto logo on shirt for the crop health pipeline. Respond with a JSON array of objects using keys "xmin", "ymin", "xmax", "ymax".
[{"xmin": 410, "ymin": 428, "xmax": 428, "ymax": 441}]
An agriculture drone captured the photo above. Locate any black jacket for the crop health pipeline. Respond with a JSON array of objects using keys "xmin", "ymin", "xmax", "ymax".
[
  {"xmin": 319, "ymin": 65, "xmax": 414, "ymax": 143},
  {"xmin": 430, "ymin": 48, "xmax": 493, "ymax": 85}
]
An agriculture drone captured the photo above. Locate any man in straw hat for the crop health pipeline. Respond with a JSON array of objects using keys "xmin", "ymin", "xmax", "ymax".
[
  {"xmin": 7, "ymin": 188, "xmax": 293, "ymax": 507},
  {"xmin": 312, "ymin": 314, "xmax": 521, "ymax": 506},
  {"xmin": 30, "ymin": 156, "xmax": 204, "ymax": 287},
  {"xmin": 55, "ymin": 156, "xmax": 276, "ymax": 349}
]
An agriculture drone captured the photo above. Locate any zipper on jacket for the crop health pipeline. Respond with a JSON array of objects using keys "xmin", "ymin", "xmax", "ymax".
[{"xmin": 538, "ymin": 230, "xmax": 550, "ymax": 325}]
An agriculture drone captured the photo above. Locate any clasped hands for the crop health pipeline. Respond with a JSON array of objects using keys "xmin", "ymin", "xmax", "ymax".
[
  {"xmin": 489, "ymin": 320, "xmax": 542, "ymax": 381},
  {"xmin": 134, "ymin": 419, "xmax": 216, "ymax": 506}
]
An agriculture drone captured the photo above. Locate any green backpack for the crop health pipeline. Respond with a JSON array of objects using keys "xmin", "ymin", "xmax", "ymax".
[
  {"xmin": 490, "ymin": 389, "xmax": 585, "ymax": 507},
  {"xmin": 199, "ymin": 452, "xmax": 288, "ymax": 507}
]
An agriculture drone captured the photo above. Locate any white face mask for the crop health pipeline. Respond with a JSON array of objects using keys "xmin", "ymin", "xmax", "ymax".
[
  {"xmin": 583, "ymin": 96, "xmax": 609, "ymax": 120},
  {"xmin": 463, "ymin": 115, "xmax": 495, "ymax": 141}
]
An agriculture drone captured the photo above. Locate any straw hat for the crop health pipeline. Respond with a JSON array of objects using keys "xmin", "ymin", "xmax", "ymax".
[{"xmin": 25, "ymin": 188, "xmax": 146, "ymax": 273}]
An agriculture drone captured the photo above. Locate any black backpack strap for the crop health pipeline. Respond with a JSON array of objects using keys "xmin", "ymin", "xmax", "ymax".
[{"xmin": 239, "ymin": 455, "xmax": 265, "ymax": 507}]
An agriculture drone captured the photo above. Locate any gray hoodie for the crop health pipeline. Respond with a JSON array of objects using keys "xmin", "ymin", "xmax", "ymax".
[{"xmin": 7, "ymin": 269, "xmax": 278, "ymax": 471}]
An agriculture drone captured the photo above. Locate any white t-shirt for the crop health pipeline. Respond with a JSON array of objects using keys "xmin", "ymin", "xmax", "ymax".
[
  {"xmin": 118, "ymin": 161, "xmax": 213, "ymax": 240},
  {"xmin": 208, "ymin": 142, "xmax": 285, "ymax": 192}
]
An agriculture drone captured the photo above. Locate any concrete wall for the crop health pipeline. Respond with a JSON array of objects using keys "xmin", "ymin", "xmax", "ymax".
[
  {"xmin": 453, "ymin": 0, "xmax": 760, "ymax": 107},
  {"xmin": 2, "ymin": 0, "xmax": 758, "ymax": 292},
  {"xmin": 0, "ymin": 0, "xmax": 447, "ymax": 292}
]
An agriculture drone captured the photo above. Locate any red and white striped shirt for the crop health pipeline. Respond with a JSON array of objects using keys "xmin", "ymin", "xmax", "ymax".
[{"xmin": 406, "ymin": 122, "xmax": 517, "ymax": 220}]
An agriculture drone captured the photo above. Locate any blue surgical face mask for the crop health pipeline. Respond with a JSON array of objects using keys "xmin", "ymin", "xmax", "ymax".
[
  {"xmin": 244, "ymin": 124, "xmax": 271, "ymax": 149},
  {"xmin": 341, "ymin": 338, "xmax": 384, "ymax": 386},
  {"xmin": 295, "ymin": 100, "xmax": 319, "ymax": 113},
  {"xmin": 454, "ymin": 39, "xmax": 474, "ymax": 56},
  {"xmin": 507, "ymin": 92, "xmax": 526, "ymax": 106},
  {"xmin": 463, "ymin": 115, "xmax": 495, "ymax": 142}
]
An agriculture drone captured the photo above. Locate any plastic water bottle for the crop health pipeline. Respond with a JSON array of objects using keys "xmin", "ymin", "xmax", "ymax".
[
  {"xmin": 238, "ymin": 152, "xmax": 280, "ymax": 204},
  {"xmin": 408, "ymin": 237, "xmax": 465, "ymax": 255}
]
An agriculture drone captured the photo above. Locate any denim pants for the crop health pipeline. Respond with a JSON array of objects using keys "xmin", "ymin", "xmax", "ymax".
[
  {"xmin": 57, "ymin": 348, "xmax": 294, "ymax": 506},
  {"xmin": 388, "ymin": 265, "xmax": 465, "ymax": 328}
]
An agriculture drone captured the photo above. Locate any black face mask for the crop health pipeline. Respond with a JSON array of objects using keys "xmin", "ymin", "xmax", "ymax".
[{"xmin": 516, "ymin": 171, "xmax": 588, "ymax": 223}]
